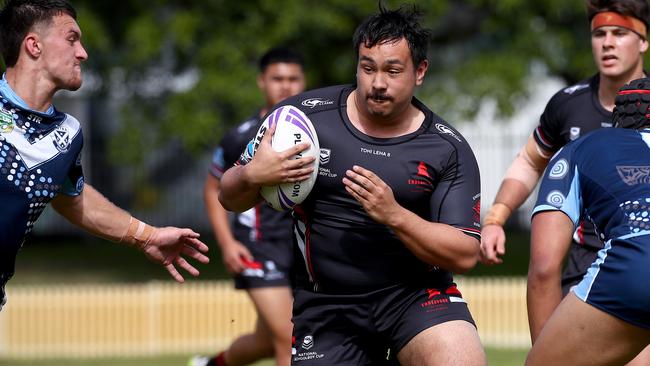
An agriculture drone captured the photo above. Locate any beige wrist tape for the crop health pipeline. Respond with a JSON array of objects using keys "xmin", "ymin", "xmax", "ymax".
[
  {"xmin": 483, "ymin": 203, "xmax": 512, "ymax": 227},
  {"xmin": 121, "ymin": 217, "xmax": 154, "ymax": 248}
]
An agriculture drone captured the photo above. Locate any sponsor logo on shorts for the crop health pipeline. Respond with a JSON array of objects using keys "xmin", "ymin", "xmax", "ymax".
[
  {"xmin": 241, "ymin": 259, "xmax": 285, "ymax": 281},
  {"xmin": 421, "ymin": 286, "xmax": 465, "ymax": 310},
  {"xmin": 302, "ymin": 335, "xmax": 314, "ymax": 350},
  {"xmin": 292, "ymin": 335, "xmax": 325, "ymax": 362},
  {"xmin": 301, "ymin": 98, "xmax": 334, "ymax": 108}
]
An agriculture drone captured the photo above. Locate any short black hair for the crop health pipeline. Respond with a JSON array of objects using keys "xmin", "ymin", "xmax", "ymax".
[
  {"xmin": 0, "ymin": 0, "xmax": 76, "ymax": 67},
  {"xmin": 259, "ymin": 47, "xmax": 305, "ymax": 73},
  {"xmin": 352, "ymin": 4, "xmax": 431, "ymax": 67},
  {"xmin": 586, "ymin": 0, "xmax": 650, "ymax": 30}
]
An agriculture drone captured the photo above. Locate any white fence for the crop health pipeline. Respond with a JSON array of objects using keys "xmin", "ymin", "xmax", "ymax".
[{"xmin": 0, "ymin": 278, "xmax": 530, "ymax": 360}]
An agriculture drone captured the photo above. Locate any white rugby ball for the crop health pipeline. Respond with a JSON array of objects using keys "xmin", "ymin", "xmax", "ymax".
[{"xmin": 253, "ymin": 105, "xmax": 319, "ymax": 211}]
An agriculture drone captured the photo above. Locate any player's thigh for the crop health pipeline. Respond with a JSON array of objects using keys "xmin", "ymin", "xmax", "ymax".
[
  {"xmin": 248, "ymin": 286, "xmax": 293, "ymax": 338},
  {"xmin": 396, "ymin": 320, "xmax": 486, "ymax": 366},
  {"xmin": 626, "ymin": 344, "xmax": 650, "ymax": 366},
  {"xmin": 526, "ymin": 293, "xmax": 650, "ymax": 366}
]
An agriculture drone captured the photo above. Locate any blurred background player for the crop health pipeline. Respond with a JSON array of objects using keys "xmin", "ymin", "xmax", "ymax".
[
  {"xmin": 0, "ymin": 0, "xmax": 209, "ymax": 311},
  {"xmin": 220, "ymin": 5, "xmax": 486, "ymax": 365},
  {"xmin": 525, "ymin": 77, "xmax": 650, "ymax": 366},
  {"xmin": 189, "ymin": 47, "xmax": 306, "ymax": 366},
  {"xmin": 480, "ymin": 0, "xmax": 650, "ymax": 363}
]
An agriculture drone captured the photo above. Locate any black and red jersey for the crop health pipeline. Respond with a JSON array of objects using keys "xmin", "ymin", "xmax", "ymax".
[
  {"xmin": 534, "ymin": 74, "xmax": 612, "ymax": 251},
  {"xmin": 253, "ymin": 85, "xmax": 481, "ymax": 294}
]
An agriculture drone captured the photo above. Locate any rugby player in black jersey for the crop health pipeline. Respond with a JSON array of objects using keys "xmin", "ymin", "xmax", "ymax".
[
  {"xmin": 220, "ymin": 5, "xmax": 485, "ymax": 366},
  {"xmin": 190, "ymin": 48, "xmax": 305, "ymax": 366}
]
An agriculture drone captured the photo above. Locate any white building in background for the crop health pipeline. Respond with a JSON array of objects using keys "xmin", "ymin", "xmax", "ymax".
[{"xmin": 456, "ymin": 74, "xmax": 565, "ymax": 228}]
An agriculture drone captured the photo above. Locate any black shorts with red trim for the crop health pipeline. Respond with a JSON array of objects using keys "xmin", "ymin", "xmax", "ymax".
[
  {"xmin": 290, "ymin": 281, "xmax": 476, "ymax": 365},
  {"xmin": 233, "ymin": 237, "xmax": 293, "ymax": 289}
]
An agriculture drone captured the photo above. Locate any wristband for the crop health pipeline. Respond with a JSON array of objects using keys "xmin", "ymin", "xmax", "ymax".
[{"xmin": 483, "ymin": 203, "xmax": 512, "ymax": 227}]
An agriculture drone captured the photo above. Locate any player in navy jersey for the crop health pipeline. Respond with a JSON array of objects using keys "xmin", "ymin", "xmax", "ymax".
[
  {"xmin": 191, "ymin": 48, "xmax": 305, "ymax": 366},
  {"xmin": 481, "ymin": 2, "xmax": 650, "ymax": 363},
  {"xmin": 220, "ymin": 5, "xmax": 486, "ymax": 366},
  {"xmin": 526, "ymin": 78, "xmax": 650, "ymax": 365},
  {"xmin": 0, "ymin": 0, "xmax": 209, "ymax": 311}
]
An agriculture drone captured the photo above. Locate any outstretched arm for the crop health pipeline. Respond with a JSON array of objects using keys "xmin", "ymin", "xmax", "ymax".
[
  {"xmin": 526, "ymin": 210, "xmax": 574, "ymax": 343},
  {"xmin": 481, "ymin": 136, "xmax": 551, "ymax": 265},
  {"xmin": 51, "ymin": 184, "xmax": 209, "ymax": 282}
]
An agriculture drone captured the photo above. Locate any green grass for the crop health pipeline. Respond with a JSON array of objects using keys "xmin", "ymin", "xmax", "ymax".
[{"xmin": 0, "ymin": 348, "xmax": 528, "ymax": 365}]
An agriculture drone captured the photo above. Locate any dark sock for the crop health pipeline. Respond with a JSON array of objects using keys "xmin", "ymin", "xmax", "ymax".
[{"xmin": 210, "ymin": 351, "xmax": 227, "ymax": 366}]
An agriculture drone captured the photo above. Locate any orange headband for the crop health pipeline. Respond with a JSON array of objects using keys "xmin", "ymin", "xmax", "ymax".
[{"xmin": 591, "ymin": 11, "xmax": 647, "ymax": 39}]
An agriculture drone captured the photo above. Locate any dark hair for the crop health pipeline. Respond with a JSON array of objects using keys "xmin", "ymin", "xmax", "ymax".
[
  {"xmin": 259, "ymin": 47, "xmax": 305, "ymax": 73},
  {"xmin": 352, "ymin": 3, "xmax": 431, "ymax": 67},
  {"xmin": 586, "ymin": 0, "xmax": 650, "ymax": 29},
  {"xmin": 0, "ymin": 0, "xmax": 76, "ymax": 67}
]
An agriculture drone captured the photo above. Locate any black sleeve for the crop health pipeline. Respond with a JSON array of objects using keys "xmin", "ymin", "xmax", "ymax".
[{"xmin": 429, "ymin": 142, "xmax": 481, "ymax": 240}]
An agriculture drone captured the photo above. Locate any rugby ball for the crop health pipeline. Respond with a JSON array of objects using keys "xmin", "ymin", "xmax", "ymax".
[{"xmin": 253, "ymin": 105, "xmax": 319, "ymax": 211}]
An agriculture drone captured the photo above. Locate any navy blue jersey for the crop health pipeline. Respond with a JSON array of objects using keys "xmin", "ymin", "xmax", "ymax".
[
  {"xmin": 534, "ymin": 128, "xmax": 650, "ymax": 328},
  {"xmin": 534, "ymin": 74, "xmax": 612, "ymax": 251},
  {"xmin": 239, "ymin": 85, "xmax": 481, "ymax": 294},
  {"xmin": 209, "ymin": 113, "xmax": 293, "ymax": 242},
  {"xmin": 534, "ymin": 128, "xmax": 650, "ymax": 243},
  {"xmin": 0, "ymin": 83, "xmax": 84, "ymax": 307}
]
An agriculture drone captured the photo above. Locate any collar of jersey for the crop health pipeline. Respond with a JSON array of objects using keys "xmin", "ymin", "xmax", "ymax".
[{"xmin": 0, "ymin": 73, "xmax": 55, "ymax": 116}]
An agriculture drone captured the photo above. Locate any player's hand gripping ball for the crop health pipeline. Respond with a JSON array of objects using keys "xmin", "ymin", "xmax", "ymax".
[{"xmin": 253, "ymin": 105, "xmax": 319, "ymax": 211}]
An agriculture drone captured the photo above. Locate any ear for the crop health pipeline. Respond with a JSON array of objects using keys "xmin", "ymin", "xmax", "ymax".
[
  {"xmin": 24, "ymin": 32, "xmax": 42, "ymax": 59},
  {"xmin": 640, "ymin": 37, "xmax": 649, "ymax": 53},
  {"xmin": 415, "ymin": 59, "xmax": 428, "ymax": 86}
]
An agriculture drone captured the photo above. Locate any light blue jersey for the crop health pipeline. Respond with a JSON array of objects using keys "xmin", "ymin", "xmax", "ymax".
[{"xmin": 534, "ymin": 127, "xmax": 650, "ymax": 329}]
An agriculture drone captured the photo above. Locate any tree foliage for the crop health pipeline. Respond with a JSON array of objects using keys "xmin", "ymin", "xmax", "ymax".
[{"xmin": 71, "ymin": 0, "xmax": 602, "ymax": 161}]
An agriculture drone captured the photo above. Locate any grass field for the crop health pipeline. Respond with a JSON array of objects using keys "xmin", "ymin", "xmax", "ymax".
[{"xmin": 0, "ymin": 348, "xmax": 529, "ymax": 366}]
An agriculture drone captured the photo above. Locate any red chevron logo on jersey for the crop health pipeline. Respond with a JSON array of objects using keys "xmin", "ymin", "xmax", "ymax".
[
  {"xmin": 408, "ymin": 162, "xmax": 433, "ymax": 192},
  {"xmin": 417, "ymin": 161, "xmax": 431, "ymax": 178}
]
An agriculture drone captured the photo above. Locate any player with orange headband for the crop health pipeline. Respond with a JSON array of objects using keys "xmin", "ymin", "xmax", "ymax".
[{"xmin": 481, "ymin": 0, "xmax": 650, "ymax": 364}]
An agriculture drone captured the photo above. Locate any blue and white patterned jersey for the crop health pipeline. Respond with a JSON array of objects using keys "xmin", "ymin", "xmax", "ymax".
[
  {"xmin": 0, "ymin": 76, "xmax": 84, "ymax": 309},
  {"xmin": 534, "ymin": 127, "xmax": 650, "ymax": 242}
]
